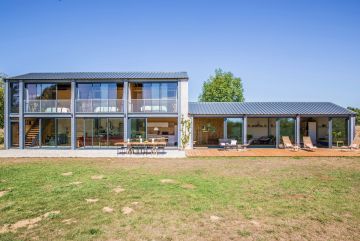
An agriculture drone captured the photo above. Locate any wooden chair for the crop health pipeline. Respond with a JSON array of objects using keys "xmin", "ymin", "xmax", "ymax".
[
  {"xmin": 302, "ymin": 136, "xmax": 317, "ymax": 151},
  {"xmin": 282, "ymin": 136, "xmax": 299, "ymax": 151}
]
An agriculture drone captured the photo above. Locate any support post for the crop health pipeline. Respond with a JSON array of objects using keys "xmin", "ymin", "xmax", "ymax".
[
  {"xmin": 328, "ymin": 117, "xmax": 333, "ymax": 148},
  {"xmin": 223, "ymin": 118, "xmax": 227, "ymax": 139},
  {"xmin": 19, "ymin": 80, "xmax": 24, "ymax": 149},
  {"xmin": 4, "ymin": 80, "xmax": 10, "ymax": 149},
  {"xmin": 243, "ymin": 116, "xmax": 247, "ymax": 144},
  {"xmin": 177, "ymin": 81, "xmax": 181, "ymax": 149},
  {"xmin": 348, "ymin": 117, "xmax": 354, "ymax": 145},
  {"xmin": 296, "ymin": 115, "xmax": 301, "ymax": 147},
  {"xmin": 71, "ymin": 80, "xmax": 76, "ymax": 149},
  {"xmin": 123, "ymin": 80, "xmax": 129, "ymax": 141},
  {"xmin": 351, "ymin": 116, "xmax": 356, "ymax": 143},
  {"xmin": 189, "ymin": 116, "xmax": 194, "ymax": 149},
  {"xmin": 276, "ymin": 118, "xmax": 280, "ymax": 148}
]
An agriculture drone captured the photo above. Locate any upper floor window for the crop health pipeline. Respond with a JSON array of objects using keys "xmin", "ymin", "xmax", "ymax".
[
  {"xmin": 10, "ymin": 82, "xmax": 19, "ymax": 113},
  {"xmin": 76, "ymin": 83, "xmax": 124, "ymax": 113},
  {"xmin": 129, "ymin": 82, "xmax": 177, "ymax": 113},
  {"xmin": 24, "ymin": 83, "xmax": 71, "ymax": 113}
]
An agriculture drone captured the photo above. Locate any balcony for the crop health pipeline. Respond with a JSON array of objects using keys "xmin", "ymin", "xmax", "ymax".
[
  {"xmin": 129, "ymin": 99, "xmax": 177, "ymax": 113},
  {"xmin": 76, "ymin": 99, "xmax": 123, "ymax": 113},
  {"xmin": 25, "ymin": 100, "xmax": 71, "ymax": 113}
]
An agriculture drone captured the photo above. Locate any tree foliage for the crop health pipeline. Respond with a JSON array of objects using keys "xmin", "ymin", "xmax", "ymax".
[
  {"xmin": 348, "ymin": 107, "xmax": 360, "ymax": 125},
  {"xmin": 198, "ymin": 69, "xmax": 244, "ymax": 102}
]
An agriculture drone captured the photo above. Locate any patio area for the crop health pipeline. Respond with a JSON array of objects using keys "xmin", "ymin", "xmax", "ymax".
[
  {"xmin": 186, "ymin": 148, "xmax": 360, "ymax": 157},
  {"xmin": 0, "ymin": 149, "xmax": 186, "ymax": 158}
]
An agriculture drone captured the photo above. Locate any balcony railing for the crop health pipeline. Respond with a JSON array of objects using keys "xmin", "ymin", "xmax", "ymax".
[
  {"xmin": 76, "ymin": 99, "xmax": 124, "ymax": 113},
  {"xmin": 129, "ymin": 99, "xmax": 177, "ymax": 113},
  {"xmin": 25, "ymin": 100, "xmax": 71, "ymax": 113}
]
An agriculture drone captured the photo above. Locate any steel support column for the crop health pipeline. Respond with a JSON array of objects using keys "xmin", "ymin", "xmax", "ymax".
[
  {"xmin": 276, "ymin": 118, "xmax": 280, "ymax": 148},
  {"xmin": 296, "ymin": 115, "xmax": 301, "ymax": 147},
  {"xmin": 223, "ymin": 118, "xmax": 227, "ymax": 139},
  {"xmin": 123, "ymin": 80, "xmax": 129, "ymax": 141},
  {"xmin": 70, "ymin": 80, "xmax": 76, "ymax": 149},
  {"xmin": 19, "ymin": 80, "xmax": 24, "ymax": 149},
  {"xmin": 328, "ymin": 118, "xmax": 333, "ymax": 148},
  {"xmin": 243, "ymin": 116, "xmax": 247, "ymax": 144},
  {"xmin": 4, "ymin": 80, "xmax": 10, "ymax": 149}
]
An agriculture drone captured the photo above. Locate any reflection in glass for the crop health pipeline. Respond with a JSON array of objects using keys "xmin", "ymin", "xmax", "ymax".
[
  {"xmin": 279, "ymin": 118, "xmax": 295, "ymax": 143},
  {"xmin": 11, "ymin": 121, "xmax": 19, "ymax": 147},
  {"xmin": 57, "ymin": 119, "xmax": 71, "ymax": 146},
  {"xmin": 41, "ymin": 119, "xmax": 56, "ymax": 146},
  {"xmin": 130, "ymin": 118, "xmax": 146, "ymax": 140},
  {"xmin": 332, "ymin": 118, "xmax": 348, "ymax": 146},
  {"xmin": 10, "ymin": 82, "xmax": 19, "ymax": 113},
  {"xmin": 227, "ymin": 118, "xmax": 243, "ymax": 144}
]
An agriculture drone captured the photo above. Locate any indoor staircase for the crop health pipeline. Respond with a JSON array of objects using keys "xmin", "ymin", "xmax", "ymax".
[{"xmin": 25, "ymin": 120, "xmax": 40, "ymax": 147}]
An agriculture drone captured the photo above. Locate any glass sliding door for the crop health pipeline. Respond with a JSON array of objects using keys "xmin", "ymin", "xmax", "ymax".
[
  {"xmin": 108, "ymin": 118, "xmax": 124, "ymax": 146},
  {"xmin": 147, "ymin": 118, "xmax": 178, "ymax": 146},
  {"xmin": 130, "ymin": 118, "xmax": 146, "ymax": 140},
  {"xmin": 332, "ymin": 118, "xmax": 348, "ymax": 146},
  {"xmin": 94, "ymin": 118, "xmax": 108, "ymax": 148},
  {"xmin": 227, "ymin": 118, "xmax": 243, "ymax": 144},
  {"xmin": 193, "ymin": 118, "xmax": 224, "ymax": 146},
  {"xmin": 57, "ymin": 119, "xmax": 71, "ymax": 147},
  {"xmin": 84, "ymin": 119, "xmax": 93, "ymax": 147},
  {"xmin": 76, "ymin": 118, "xmax": 124, "ymax": 148},
  {"xmin": 41, "ymin": 119, "xmax": 56, "ymax": 146},
  {"xmin": 10, "ymin": 121, "xmax": 19, "ymax": 147},
  {"xmin": 279, "ymin": 118, "xmax": 296, "ymax": 143},
  {"xmin": 129, "ymin": 82, "xmax": 178, "ymax": 113}
]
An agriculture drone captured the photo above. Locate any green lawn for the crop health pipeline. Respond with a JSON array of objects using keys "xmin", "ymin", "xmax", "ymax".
[{"xmin": 0, "ymin": 157, "xmax": 359, "ymax": 241}]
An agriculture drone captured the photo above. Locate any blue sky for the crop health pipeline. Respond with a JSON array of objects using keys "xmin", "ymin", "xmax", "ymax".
[{"xmin": 1, "ymin": 0, "xmax": 359, "ymax": 107}]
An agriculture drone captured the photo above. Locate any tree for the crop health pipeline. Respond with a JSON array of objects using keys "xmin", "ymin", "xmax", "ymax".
[
  {"xmin": 347, "ymin": 107, "xmax": 360, "ymax": 125},
  {"xmin": 198, "ymin": 69, "xmax": 244, "ymax": 102}
]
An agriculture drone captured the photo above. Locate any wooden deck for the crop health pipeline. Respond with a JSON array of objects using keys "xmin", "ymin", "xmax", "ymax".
[{"xmin": 186, "ymin": 148, "xmax": 360, "ymax": 157}]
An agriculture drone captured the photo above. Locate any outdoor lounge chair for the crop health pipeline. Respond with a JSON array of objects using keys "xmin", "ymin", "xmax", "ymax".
[
  {"xmin": 302, "ymin": 136, "xmax": 317, "ymax": 151},
  {"xmin": 341, "ymin": 137, "xmax": 360, "ymax": 150},
  {"xmin": 282, "ymin": 136, "xmax": 299, "ymax": 151}
]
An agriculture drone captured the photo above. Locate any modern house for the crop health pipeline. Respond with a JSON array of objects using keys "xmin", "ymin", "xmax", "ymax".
[{"xmin": 3, "ymin": 72, "xmax": 356, "ymax": 150}]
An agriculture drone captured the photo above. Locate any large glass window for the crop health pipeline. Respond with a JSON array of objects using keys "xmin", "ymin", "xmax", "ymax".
[
  {"xmin": 76, "ymin": 83, "xmax": 123, "ymax": 112},
  {"xmin": 332, "ymin": 118, "xmax": 348, "ymax": 146},
  {"xmin": 279, "ymin": 118, "xmax": 296, "ymax": 143},
  {"xmin": 193, "ymin": 118, "xmax": 224, "ymax": 146},
  {"xmin": 10, "ymin": 120, "xmax": 19, "ymax": 148},
  {"xmin": 130, "ymin": 118, "xmax": 146, "ymax": 140},
  {"xmin": 25, "ymin": 83, "xmax": 70, "ymax": 113},
  {"xmin": 10, "ymin": 82, "xmax": 19, "ymax": 113},
  {"xmin": 227, "ymin": 118, "xmax": 243, "ymax": 144},
  {"xmin": 41, "ymin": 119, "xmax": 56, "ymax": 146},
  {"xmin": 76, "ymin": 118, "xmax": 124, "ymax": 148},
  {"xmin": 129, "ymin": 82, "xmax": 177, "ymax": 112},
  {"xmin": 57, "ymin": 119, "xmax": 71, "ymax": 146},
  {"xmin": 108, "ymin": 119, "xmax": 124, "ymax": 146},
  {"xmin": 147, "ymin": 118, "xmax": 178, "ymax": 146}
]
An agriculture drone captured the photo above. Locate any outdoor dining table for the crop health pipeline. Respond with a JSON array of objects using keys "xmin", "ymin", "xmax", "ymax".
[{"xmin": 115, "ymin": 141, "xmax": 167, "ymax": 155}]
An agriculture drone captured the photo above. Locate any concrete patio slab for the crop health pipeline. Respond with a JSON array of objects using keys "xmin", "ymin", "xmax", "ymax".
[{"xmin": 0, "ymin": 149, "xmax": 186, "ymax": 158}]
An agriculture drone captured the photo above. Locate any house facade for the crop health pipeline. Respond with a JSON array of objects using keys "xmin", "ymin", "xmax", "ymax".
[
  {"xmin": 3, "ymin": 72, "xmax": 188, "ymax": 149},
  {"xmin": 3, "ymin": 72, "xmax": 356, "ymax": 150}
]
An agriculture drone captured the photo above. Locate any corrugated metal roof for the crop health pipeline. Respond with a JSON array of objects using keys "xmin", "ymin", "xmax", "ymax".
[
  {"xmin": 189, "ymin": 102, "xmax": 354, "ymax": 116},
  {"xmin": 7, "ymin": 72, "xmax": 188, "ymax": 80}
]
